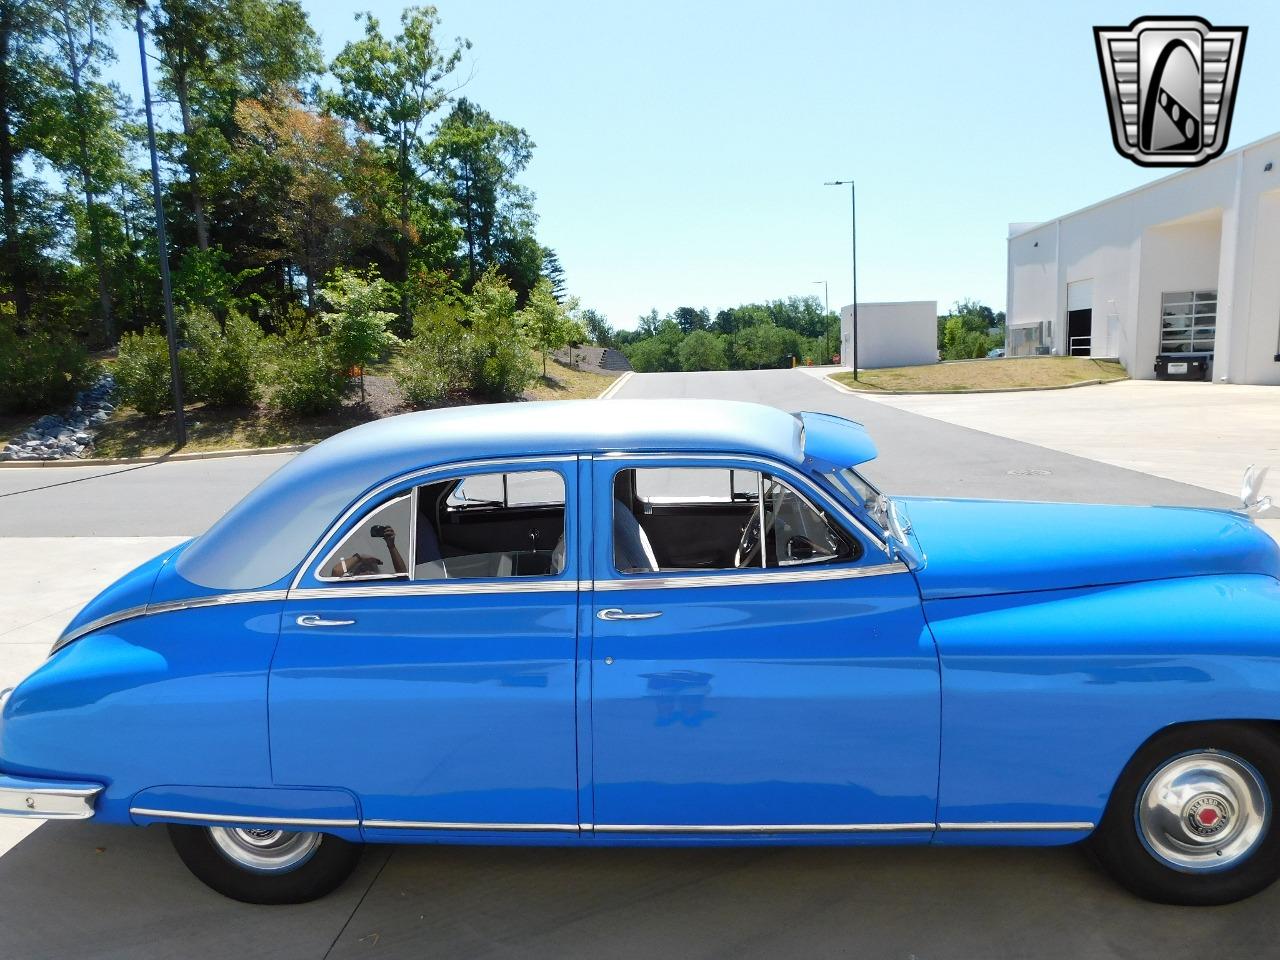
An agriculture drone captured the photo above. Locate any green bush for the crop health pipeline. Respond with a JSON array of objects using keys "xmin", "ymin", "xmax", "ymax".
[
  {"xmin": 320, "ymin": 269, "xmax": 399, "ymax": 374},
  {"xmin": 182, "ymin": 308, "xmax": 265, "ymax": 408},
  {"xmin": 115, "ymin": 328, "xmax": 177, "ymax": 416},
  {"xmin": 0, "ymin": 317, "xmax": 94, "ymax": 414},
  {"xmin": 269, "ymin": 337, "xmax": 345, "ymax": 416},
  {"xmin": 466, "ymin": 268, "xmax": 536, "ymax": 399},
  {"xmin": 396, "ymin": 317, "xmax": 469, "ymax": 408}
]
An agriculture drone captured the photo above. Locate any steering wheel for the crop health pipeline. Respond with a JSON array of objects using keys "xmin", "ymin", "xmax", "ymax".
[{"xmin": 734, "ymin": 513, "xmax": 765, "ymax": 568}]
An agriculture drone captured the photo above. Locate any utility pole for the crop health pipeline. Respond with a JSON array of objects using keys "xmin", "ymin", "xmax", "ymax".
[
  {"xmin": 824, "ymin": 180, "xmax": 859, "ymax": 379},
  {"xmin": 134, "ymin": 1, "xmax": 186, "ymax": 446}
]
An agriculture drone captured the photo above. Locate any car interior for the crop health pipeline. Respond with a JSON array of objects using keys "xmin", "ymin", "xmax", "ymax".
[{"xmin": 322, "ymin": 466, "xmax": 857, "ymax": 582}]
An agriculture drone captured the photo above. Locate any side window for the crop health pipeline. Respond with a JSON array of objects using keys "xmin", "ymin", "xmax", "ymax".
[
  {"xmin": 321, "ymin": 493, "xmax": 413, "ymax": 581},
  {"xmin": 417, "ymin": 469, "xmax": 566, "ymax": 580},
  {"xmin": 612, "ymin": 466, "xmax": 858, "ymax": 575}
]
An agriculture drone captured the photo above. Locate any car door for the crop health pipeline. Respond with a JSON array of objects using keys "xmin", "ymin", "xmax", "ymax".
[
  {"xmin": 270, "ymin": 456, "xmax": 583, "ymax": 837},
  {"xmin": 587, "ymin": 454, "xmax": 939, "ymax": 837}
]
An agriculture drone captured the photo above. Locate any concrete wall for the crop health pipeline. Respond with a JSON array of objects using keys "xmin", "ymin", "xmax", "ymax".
[
  {"xmin": 839, "ymin": 300, "xmax": 938, "ymax": 369},
  {"xmin": 1006, "ymin": 130, "xmax": 1280, "ymax": 384}
]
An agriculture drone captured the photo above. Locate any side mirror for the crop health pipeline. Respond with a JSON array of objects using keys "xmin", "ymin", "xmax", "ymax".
[{"xmin": 787, "ymin": 536, "xmax": 817, "ymax": 561}]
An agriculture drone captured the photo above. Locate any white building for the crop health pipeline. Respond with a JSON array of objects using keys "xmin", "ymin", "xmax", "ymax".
[
  {"xmin": 1007, "ymin": 130, "xmax": 1280, "ymax": 384},
  {"xmin": 838, "ymin": 300, "xmax": 938, "ymax": 369}
]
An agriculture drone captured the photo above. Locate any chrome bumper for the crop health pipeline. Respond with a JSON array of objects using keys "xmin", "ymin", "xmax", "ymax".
[{"xmin": 0, "ymin": 773, "xmax": 103, "ymax": 820}]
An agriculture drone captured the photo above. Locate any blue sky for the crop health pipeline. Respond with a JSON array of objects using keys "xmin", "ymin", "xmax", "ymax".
[{"xmin": 107, "ymin": 1, "xmax": 1280, "ymax": 329}]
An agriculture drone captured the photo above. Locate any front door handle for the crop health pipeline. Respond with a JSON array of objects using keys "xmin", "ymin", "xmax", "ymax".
[
  {"xmin": 597, "ymin": 608, "xmax": 662, "ymax": 622},
  {"xmin": 296, "ymin": 614, "xmax": 356, "ymax": 628}
]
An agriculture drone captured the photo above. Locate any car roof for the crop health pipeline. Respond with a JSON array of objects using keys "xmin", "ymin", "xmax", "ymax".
[{"xmin": 176, "ymin": 400, "xmax": 813, "ymax": 592}]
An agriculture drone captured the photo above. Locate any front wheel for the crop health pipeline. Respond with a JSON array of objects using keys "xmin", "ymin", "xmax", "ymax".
[
  {"xmin": 168, "ymin": 824, "xmax": 363, "ymax": 904},
  {"xmin": 1092, "ymin": 724, "xmax": 1280, "ymax": 905}
]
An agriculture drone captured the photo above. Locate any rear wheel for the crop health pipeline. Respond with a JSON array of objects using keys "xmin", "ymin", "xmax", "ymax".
[
  {"xmin": 1092, "ymin": 724, "xmax": 1280, "ymax": 905},
  {"xmin": 168, "ymin": 824, "xmax": 363, "ymax": 904}
]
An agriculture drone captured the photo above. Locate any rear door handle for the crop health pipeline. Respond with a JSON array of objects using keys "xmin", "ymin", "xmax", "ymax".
[
  {"xmin": 597, "ymin": 608, "xmax": 662, "ymax": 622},
  {"xmin": 296, "ymin": 615, "xmax": 356, "ymax": 628}
]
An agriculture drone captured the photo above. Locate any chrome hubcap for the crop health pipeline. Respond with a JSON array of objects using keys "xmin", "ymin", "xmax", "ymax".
[
  {"xmin": 1137, "ymin": 750, "xmax": 1269, "ymax": 872},
  {"xmin": 208, "ymin": 826, "xmax": 322, "ymax": 874}
]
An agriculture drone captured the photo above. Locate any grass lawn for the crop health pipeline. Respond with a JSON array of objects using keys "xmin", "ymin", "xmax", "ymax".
[
  {"xmin": 524, "ymin": 358, "xmax": 618, "ymax": 401},
  {"xmin": 91, "ymin": 357, "xmax": 617, "ymax": 459},
  {"xmin": 831, "ymin": 356, "xmax": 1127, "ymax": 393}
]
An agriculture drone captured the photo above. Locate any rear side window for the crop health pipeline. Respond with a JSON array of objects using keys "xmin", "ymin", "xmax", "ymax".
[{"xmin": 319, "ymin": 470, "xmax": 567, "ymax": 583}]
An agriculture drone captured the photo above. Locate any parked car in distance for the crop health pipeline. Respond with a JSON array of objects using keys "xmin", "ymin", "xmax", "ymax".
[
  {"xmin": 4, "ymin": 399, "xmax": 1280, "ymax": 906},
  {"xmin": 987, "ymin": 347, "xmax": 1005, "ymax": 358}
]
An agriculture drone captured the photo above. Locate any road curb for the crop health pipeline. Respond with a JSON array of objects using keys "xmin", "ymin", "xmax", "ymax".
[
  {"xmin": 597, "ymin": 371, "xmax": 634, "ymax": 400},
  {"xmin": 821, "ymin": 374, "xmax": 1129, "ymax": 397},
  {"xmin": 0, "ymin": 442, "xmax": 312, "ymax": 469}
]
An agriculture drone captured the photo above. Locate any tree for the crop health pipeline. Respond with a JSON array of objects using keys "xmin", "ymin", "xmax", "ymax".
[
  {"xmin": 41, "ymin": 0, "xmax": 124, "ymax": 341},
  {"xmin": 320, "ymin": 267, "xmax": 398, "ymax": 399},
  {"xmin": 329, "ymin": 6, "xmax": 467, "ymax": 326},
  {"xmin": 677, "ymin": 329, "xmax": 727, "ymax": 371},
  {"xmin": 0, "ymin": 0, "xmax": 44, "ymax": 324},
  {"xmin": 464, "ymin": 265, "xmax": 534, "ymax": 398},
  {"xmin": 540, "ymin": 246, "xmax": 566, "ymax": 300},
  {"xmin": 937, "ymin": 299, "xmax": 1004, "ymax": 359},
  {"xmin": 581, "ymin": 307, "xmax": 612, "ymax": 347},
  {"xmin": 518, "ymin": 276, "xmax": 578, "ymax": 378},
  {"xmin": 731, "ymin": 322, "xmax": 796, "ymax": 369},
  {"xmin": 672, "ymin": 306, "xmax": 709, "ymax": 334}
]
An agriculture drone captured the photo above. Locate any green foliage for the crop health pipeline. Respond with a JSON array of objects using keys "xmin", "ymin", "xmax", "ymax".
[
  {"xmin": 182, "ymin": 307, "xmax": 265, "ymax": 407},
  {"xmin": 268, "ymin": 336, "xmax": 345, "ymax": 416},
  {"xmin": 581, "ymin": 308, "xmax": 613, "ymax": 348},
  {"xmin": 319, "ymin": 268, "xmax": 399, "ymax": 372},
  {"xmin": 115, "ymin": 328, "xmax": 177, "ymax": 416},
  {"xmin": 518, "ymin": 278, "xmax": 581, "ymax": 377},
  {"xmin": 465, "ymin": 267, "xmax": 536, "ymax": 398},
  {"xmin": 938, "ymin": 299, "xmax": 1006, "ymax": 360},
  {"xmin": 173, "ymin": 247, "xmax": 263, "ymax": 316},
  {"xmin": 731, "ymin": 322, "xmax": 798, "ymax": 369},
  {"xmin": 395, "ymin": 315, "xmax": 469, "ymax": 407},
  {"xmin": 677, "ymin": 329, "xmax": 728, "ymax": 371},
  {"xmin": 0, "ymin": 309, "xmax": 94, "ymax": 414}
]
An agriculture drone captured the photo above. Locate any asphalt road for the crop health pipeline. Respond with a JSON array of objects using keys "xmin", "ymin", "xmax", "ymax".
[
  {"xmin": 0, "ymin": 369, "xmax": 1232, "ymax": 538},
  {"xmin": 0, "ymin": 369, "xmax": 1259, "ymax": 960}
]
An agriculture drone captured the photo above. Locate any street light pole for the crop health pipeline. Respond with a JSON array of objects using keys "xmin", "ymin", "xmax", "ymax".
[
  {"xmin": 824, "ymin": 179, "xmax": 858, "ymax": 380},
  {"xmin": 133, "ymin": 1, "xmax": 186, "ymax": 446},
  {"xmin": 811, "ymin": 280, "xmax": 829, "ymax": 363}
]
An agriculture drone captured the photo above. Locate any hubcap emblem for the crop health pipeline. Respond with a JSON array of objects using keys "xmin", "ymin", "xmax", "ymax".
[{"xmin": 1185, "ymin": 795, "xmax": 1230, "ymax": 837}]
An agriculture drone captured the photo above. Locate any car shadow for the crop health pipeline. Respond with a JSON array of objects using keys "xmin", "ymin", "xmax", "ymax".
[{"xmin": 4, "ymin": 825, "xmax": 1280, "ymax": 960}]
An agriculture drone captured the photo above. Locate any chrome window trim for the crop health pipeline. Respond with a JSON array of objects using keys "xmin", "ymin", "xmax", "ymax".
[
  {"xmin": 595, "ymin": 452, "xmax": 889, "ymax": 556},
  {"xmin": 289, "ymin": 579, "xmax": 591, "ymax": 602},
  {"xmin": 129, "ymin": 807, "xmax": 359, "ymax": 828},
  {"xmin": 935, "ymin": 821, "xmax": 1095, "ymax": 832},
  {"xmin": 293, "ymin": 454, "xmax": 578, "ymax": 591},
  {"xmin": 592, "ymin": 562, "xmax": 907, "ymax": 592}
]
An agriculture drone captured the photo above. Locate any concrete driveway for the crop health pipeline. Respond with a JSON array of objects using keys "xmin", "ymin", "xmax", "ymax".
[{"xmin": 2, "ymin": 369, "xmax": 1278, "ymax": 959}]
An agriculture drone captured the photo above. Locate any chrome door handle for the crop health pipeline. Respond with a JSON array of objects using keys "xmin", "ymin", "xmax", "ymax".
[
  {"xmin": 296, "ymin": 615, "xmax": 356, "ymax": 628},
  {"xmin": 597, "ymin": 608, "xmax": 662, "ymax": 622}
]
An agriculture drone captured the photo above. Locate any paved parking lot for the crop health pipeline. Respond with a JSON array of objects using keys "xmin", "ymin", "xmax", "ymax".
[{"xmin": 2, "ymin": 369, "xmax": 1278, "ymax": 959}]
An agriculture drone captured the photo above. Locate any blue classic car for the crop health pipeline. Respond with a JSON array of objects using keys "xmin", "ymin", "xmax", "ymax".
[{"xmin": 3, "ymin": 399, "xmax": 1280, "ymax": 905}]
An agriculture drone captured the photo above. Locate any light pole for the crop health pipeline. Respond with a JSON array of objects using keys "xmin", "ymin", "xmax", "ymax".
[
  {"xmin": 133, "ymin": 1, "xmax": 186, "ymax": 446},
  {"xmin": 811, "ymin": 280, "xmax": 829, "ymax": 363},
  {"xmin": 824, "ymin": 179, "xmax": 858, "ymax": 379}
]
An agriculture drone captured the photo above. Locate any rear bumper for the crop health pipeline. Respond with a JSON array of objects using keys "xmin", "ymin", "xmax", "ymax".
[{"xmin": 0, "ymin": 773, "xmax": 103, "ymax": 820}]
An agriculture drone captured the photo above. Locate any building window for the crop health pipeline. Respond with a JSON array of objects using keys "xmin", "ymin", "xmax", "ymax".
[
  {"xmin": 1160, "ymin": 291, "xmax": 1217, "ymax": 355},
  {"xmin": 1008, "ymin": 320, "xmax": 1051, "ymax": 357}
]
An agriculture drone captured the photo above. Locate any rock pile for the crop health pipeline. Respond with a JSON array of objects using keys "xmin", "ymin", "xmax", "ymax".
[{"xmin": 1, "ymin": 374, "xmax": 117, "ymax": 461}]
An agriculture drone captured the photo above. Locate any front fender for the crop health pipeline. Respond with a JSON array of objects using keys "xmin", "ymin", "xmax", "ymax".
[{"xmin": 926, "ymin": 574, "xmax": 1280, "ymax": 835}]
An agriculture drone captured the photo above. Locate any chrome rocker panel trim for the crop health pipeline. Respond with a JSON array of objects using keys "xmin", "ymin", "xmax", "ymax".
[
  {"xmin": 363, "ymin": 819, "xmax": 580, "ymax": 832},
  {"xmin": 935, "ymin": 821, "xmax": 1095, "ymax": 832},
  {"xmin": 129, "ymin": 807, "xmax": 359, "ymax": 829},
  {"xmin": 592, "ymin": 822, "xmax": 935, "ymax": 833},
  {"xmin": 0, "ymin": 774, "xmax": 103, "ymax": 820}
]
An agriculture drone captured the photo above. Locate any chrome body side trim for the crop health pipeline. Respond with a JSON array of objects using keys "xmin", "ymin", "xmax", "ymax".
[
  {"xmin": 936, "ymin": 821, "xmax": 1095, "ymax": 832},
  {"xmin": 0, "ymin": 775, "xmax": 103, "ymax": 820},
  {"xmin": 592, "ymin": 822, "xmax": 936, "ymax": 834},
  {"xmin": 129, "ymin": 807, "xmax": 359, "ymax": 828},
  {"xmin": 52, "ymin": 591, "xmax": 290, "ymax": 655},
  {"xmin": 594, "ymin": 562, "xmax": 908, "ymax": 592},
  {"xmin": 362, "ymin": 819, "xmax": 580, "ymax": 832}
]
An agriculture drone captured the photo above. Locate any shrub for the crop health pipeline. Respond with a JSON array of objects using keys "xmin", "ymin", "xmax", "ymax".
[
  {"xmin": 466, "ymin": 268, "xmax": 536, "ymax": 399},
  {"xmin": 0, "ymin": 315, "xmax": 94, "ymax": 413},
  {"xmin": 395, "ymin": 317, "xmax": 469, "ymax": 408},
  {"xmin": 269, "ymin": 336, "xmax": 345, "ymax": 416},
  {"xmin": 115, "ymin": 328, "xmax": 178, "ymax": 416},
  {"xmin": 182, "ymin": 308, "xmax": 265, "ymax": 408},
  {"xmin": 319, "ymin": 269, "xmax": 399, "ymax": 374}
]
